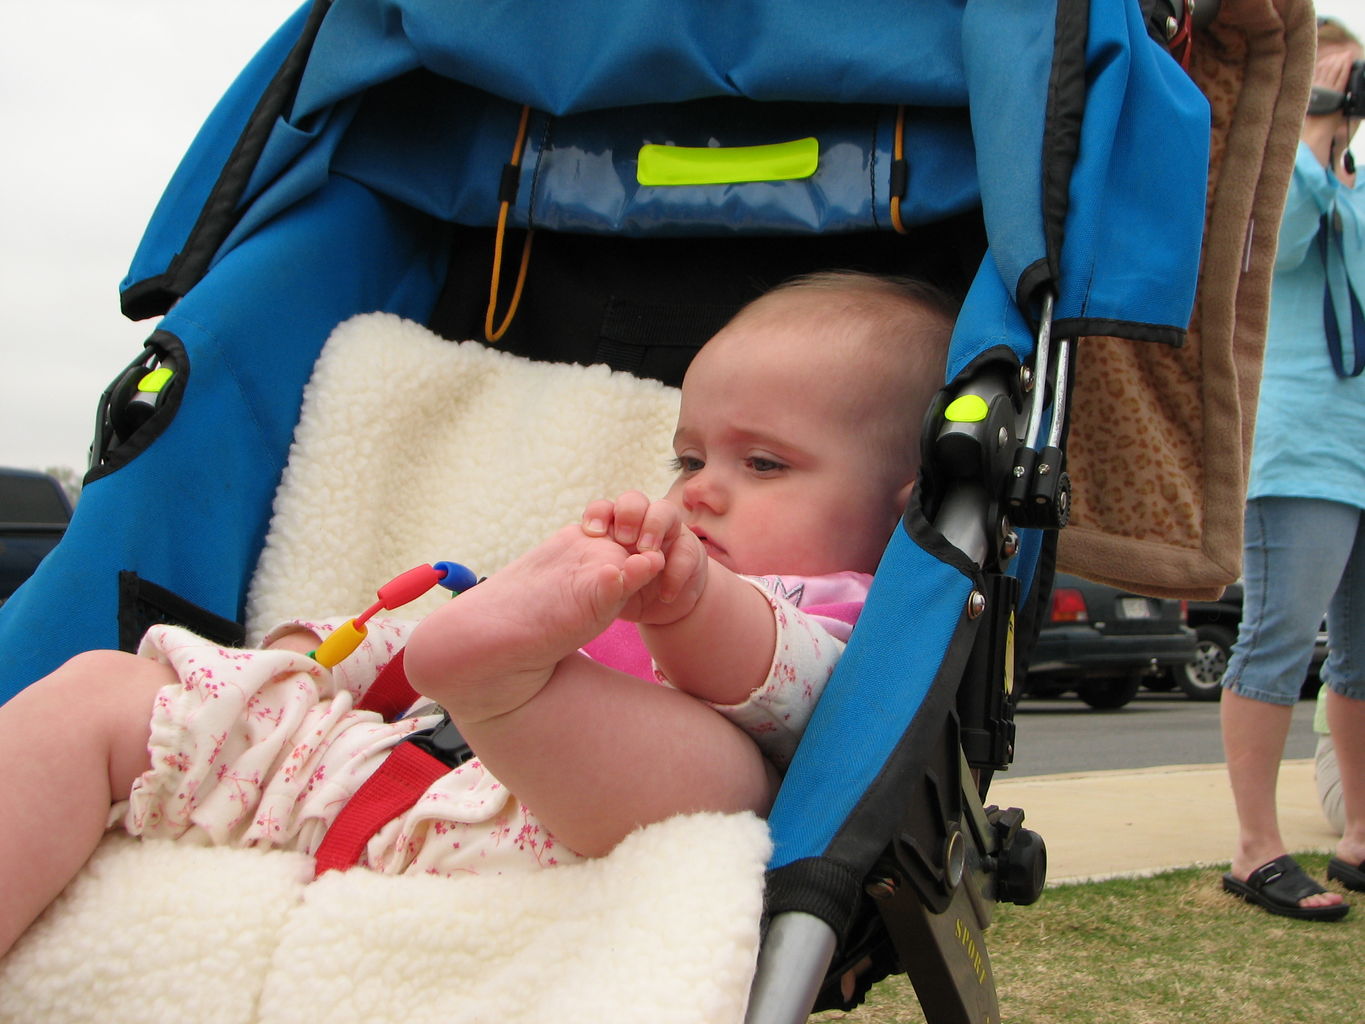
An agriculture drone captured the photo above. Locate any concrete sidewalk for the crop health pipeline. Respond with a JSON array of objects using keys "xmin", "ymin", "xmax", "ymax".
[{"xmin": 987, "ymin": 758, "xmax": 1339, "ymax": 884}]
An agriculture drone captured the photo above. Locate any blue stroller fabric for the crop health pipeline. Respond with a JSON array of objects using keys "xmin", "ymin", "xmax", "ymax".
[{"xmin": 123, "ymin": 0, "xmax": 1204, "ymax": 341}]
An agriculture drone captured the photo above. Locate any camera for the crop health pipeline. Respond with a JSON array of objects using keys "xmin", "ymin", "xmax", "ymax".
[{"xmin": 1308, "ymin": 60, "xmax": 1365, "ymax": 117}]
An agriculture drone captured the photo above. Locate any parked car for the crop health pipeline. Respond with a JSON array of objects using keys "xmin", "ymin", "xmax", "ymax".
[
  {"xmin": 0, "ymin": 467, "xmax": 74, "ymax": 605},
  {"xmin": 1168, "ymin": 580, "xmax": 1327, "ymax": 702},
  {"xmin": 1024, "ymin": 573, "xmax": 1196, "ymax": 709}
]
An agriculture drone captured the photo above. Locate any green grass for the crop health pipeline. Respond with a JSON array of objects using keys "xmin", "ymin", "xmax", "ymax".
[{"xmin": 814, "ymin": 853, "xmax": 1359, "ymax": 1024}]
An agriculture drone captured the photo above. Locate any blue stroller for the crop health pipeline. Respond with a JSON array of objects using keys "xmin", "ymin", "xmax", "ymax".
[{"xmin": 0, "ymin": 0, "xmax": 1313, "ymax": 1019}]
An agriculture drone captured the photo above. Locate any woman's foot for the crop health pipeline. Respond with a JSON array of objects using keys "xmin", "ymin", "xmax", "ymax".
[
  {"xmin": 1327, "ymin": 836, "xmax": 1365, "ymax": 891},
  {"xmin": 1327, "ymin": 855, "xmax": 1365, "ymax": 891},
  {"xmin": 1222, "ymin": 854, "xmax": 1349, "ymax": 921},
  {"xmin": 402, "ymin": 523, "xmax": 663, "ymax": 722},
  {"xmin": 1228, "ymin": 844, "xmax": 1347, "ymax": 914}
]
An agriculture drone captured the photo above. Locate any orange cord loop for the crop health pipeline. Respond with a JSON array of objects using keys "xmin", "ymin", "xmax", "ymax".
[
  {"xmin": 890, "ymin": 105, "xmax": 909, "ymax": 235},
  {"xmin": 485, "ymin": 104, "xmax": 536, "ymax": 343}
]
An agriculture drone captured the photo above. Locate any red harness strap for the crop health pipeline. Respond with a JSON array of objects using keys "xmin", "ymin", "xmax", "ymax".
[
  {"xmin": 313, "ymin": 647, "xmax": 469, "ymax": 877},
  {"xmin": 356, "ymin": 647, "xmax": 421, "ymax": 721},
  {"xmin": 312, "ymin": 740, "xmax": 450, "ymax": 877}
]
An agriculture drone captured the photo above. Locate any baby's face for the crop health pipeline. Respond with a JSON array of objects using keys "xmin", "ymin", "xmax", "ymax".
[{"xmin": 664, "ymin": 303, "xmax": 914, "ymax": 577}]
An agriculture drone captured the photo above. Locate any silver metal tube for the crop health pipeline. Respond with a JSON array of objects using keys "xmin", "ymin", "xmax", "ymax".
[
  {"xmin": 1022, "ymin": 292, "xmax": 1055, "ymax": 451},
  {"xmin": 1045, "ymin": 336, "xmax": 1073, "ymax": 452},
  {"xmin": 744, "ymin": 912, "xmax": 839, "ymax": 1024}
]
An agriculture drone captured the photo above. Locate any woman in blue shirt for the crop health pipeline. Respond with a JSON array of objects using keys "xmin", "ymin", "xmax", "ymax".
[{"xmin": 1220, "ymin": 16, "xmax": 1365, "ymax": 921}]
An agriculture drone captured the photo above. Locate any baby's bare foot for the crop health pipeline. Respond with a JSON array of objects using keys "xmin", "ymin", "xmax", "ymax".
[{"xmin": 402, "ymin": 523, "xmax": 662, "ymax": 722}]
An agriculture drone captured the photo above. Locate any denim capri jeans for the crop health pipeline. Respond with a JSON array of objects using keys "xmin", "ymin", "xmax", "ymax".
[{"xmin": 1222, "ymin": 496, "xmax": 1365, "ymax": 706}]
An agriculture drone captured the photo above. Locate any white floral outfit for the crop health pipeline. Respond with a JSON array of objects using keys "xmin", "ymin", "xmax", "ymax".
[{"xmin": 115, "ymin": 572, "xmax": 870, "ymax": 876}]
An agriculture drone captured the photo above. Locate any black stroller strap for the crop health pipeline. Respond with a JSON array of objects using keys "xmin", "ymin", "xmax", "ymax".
[{"xmin": 1318, "ymin": 211, "xmax": 1365, "ymax": 379}]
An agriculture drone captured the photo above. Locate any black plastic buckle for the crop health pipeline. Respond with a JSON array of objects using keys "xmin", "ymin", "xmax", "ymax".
[
  {"xmin": 1004, "ymin": 444, "xmax": 1071, "ymax": 530},
  {"xmin": 404, "ymin": 711, "xmax": 476, "ymax": 768}
]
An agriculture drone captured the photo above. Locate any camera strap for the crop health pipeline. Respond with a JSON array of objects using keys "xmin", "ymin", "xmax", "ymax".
[{"xmin": 1318, "ymin": 211, "xmax": 1365, "ymax": 378}]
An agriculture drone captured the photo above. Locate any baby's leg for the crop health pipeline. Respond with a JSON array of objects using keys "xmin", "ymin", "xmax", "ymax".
[
  {"xmin": 403, "ymin": 524, "xmax": 777, "ymax": 859},
  {"xmin": 0, "ymin": 651, "xmax": 164, "ymax": 957}
]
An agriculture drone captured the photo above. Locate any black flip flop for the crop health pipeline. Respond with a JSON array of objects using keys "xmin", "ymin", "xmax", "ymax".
[
  {"xmin": 1222, "ymin": 855, "xmax": 1350, "ymax": 921},
  {"xmin": 1327, "ymin": 856, "xmax": 1365, "ymax": 892}
]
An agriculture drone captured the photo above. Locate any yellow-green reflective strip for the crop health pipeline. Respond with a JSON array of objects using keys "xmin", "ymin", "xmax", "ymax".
[
  {"xmin": 945, "ymin": 394, "xmax": 989, "ymax": 423},
  {"xmin": 637, "ymin": 137, "xmax": 819, "ymax": 186},
  {"xmin": 137, "ymin": 367, "xmax": 175, "ymax": 394}
]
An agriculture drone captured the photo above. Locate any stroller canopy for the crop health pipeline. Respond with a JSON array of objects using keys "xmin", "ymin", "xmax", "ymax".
[{"xmin": 125, "ymin": 0, "xmax": 1207, "ymax": 369}]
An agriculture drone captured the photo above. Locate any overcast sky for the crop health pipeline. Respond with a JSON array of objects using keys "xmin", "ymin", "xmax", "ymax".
[
  {"xmin": 0, "ymin": 0, "xmax": 299, "ymax": 474},
  {"xmin": 2, "ymin": 0, "xmax": 1364, "ymax": 475}
]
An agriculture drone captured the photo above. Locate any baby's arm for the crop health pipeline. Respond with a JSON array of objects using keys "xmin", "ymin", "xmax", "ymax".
[
  {"xmin": 583, "ymin": 494, "xmax": 777, "ymax": 705},
  {"xmin": 640, "ymin": 569, "xmax": 776, "ymax": 705},
  {"xmin": 262, "ymin": 628, "xmax": 321, "ymax": 654}
]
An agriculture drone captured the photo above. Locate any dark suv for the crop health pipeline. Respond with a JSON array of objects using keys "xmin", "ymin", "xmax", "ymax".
[
  {"xmin": 1172, "ymin": 581, "xmax": 1327, "ymax": 701},
  {"xmin": 1024, "ymin": 572, "xmax": 1196, "ymax": 709},
  {"xmin": 0, "ymin": 468, "xmax": 74, "ymax": 605}
]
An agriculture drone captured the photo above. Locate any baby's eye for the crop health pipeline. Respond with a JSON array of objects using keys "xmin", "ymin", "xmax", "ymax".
[
  {"xmin": 745, "ymin": 456, "xmax": 787, "ymax": 474},
  {"xmin": 670, "ymin": 455, "xmax": 704, "ymax": 474}
]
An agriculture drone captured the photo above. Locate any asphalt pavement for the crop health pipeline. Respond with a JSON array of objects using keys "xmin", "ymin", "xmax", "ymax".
[
  {"xmin": 1007, "ymin": 691, "xmax": 1319, "ymax": 778},
  {"xmin": 988, "ymin": 695, "xmax": 1337, "ymax": 884}
]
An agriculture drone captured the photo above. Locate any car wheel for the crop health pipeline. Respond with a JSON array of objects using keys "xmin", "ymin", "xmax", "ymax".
[
  {"xmin": 1178, "ymin": 624, "xmax": 1234, "ymax": 702},
  {"xmin": 1078, "ymin": 675, "xmax": 1141, "ymax": 709}
]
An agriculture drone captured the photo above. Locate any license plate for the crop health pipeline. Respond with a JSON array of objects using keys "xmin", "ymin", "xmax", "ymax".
[{"xmin": 1119, "ymin": 597, "xmax": 1153, "ymax": 619}]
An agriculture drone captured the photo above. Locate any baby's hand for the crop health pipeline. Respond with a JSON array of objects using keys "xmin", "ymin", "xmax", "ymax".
[
  {"xmin": 264, "ymin": 628, "xmax": 322, "ymax": 655},
  {"xmin": 581, "ymin": 492, "xmax": 707, "ymax": 623}
]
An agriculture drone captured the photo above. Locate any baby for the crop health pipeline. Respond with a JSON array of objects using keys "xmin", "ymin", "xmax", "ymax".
[{"xmin": 0, "ymin": 270, "xmax": 954, "ymax": 957}]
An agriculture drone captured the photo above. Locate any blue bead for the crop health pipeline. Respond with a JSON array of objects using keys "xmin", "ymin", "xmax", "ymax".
[{"xmin": 433, "ymin": 561, "xmax": 479, "ymax": 593}]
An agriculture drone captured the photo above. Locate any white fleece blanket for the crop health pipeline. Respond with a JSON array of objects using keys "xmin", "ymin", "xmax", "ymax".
[{"xmin": 0, "ymin": 314, "xmax": 772, "ymax": 1024}]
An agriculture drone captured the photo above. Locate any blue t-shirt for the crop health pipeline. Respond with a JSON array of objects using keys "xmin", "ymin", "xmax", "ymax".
[{"xmin": 1249, "ymin": 141, "xmax": 1365, "ymax": 509}]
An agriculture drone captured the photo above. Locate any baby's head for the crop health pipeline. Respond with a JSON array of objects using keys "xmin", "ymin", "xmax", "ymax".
[{"xmin": 665, "ymin": 270, "xmax": 955, "ymax": 576}]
